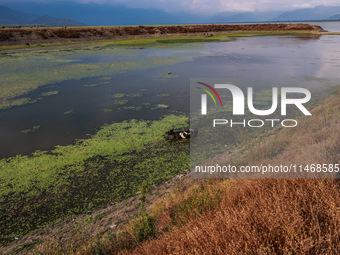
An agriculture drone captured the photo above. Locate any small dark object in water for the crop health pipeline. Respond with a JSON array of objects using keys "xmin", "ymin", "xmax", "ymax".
[
  {"xmin": 168, "ymin": 72, "xmax": 172, "ymax": 75},
  {"xmin": 165, "ymin": 128, "xmax": 198, "ymax": 140}
]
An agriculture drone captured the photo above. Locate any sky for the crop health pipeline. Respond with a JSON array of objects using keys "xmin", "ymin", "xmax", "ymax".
[
  {"xmin": 105, "ymin": 0, "xmax": 340, "ymax": 13},
  {"xmin": 1, "ymin": 0, "xmax": 340, "ymax": 14}
]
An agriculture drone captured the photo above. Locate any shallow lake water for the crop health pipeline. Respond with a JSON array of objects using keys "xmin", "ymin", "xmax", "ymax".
[
  {"xmin": 1, "ymin": 33, "xmax": 340, "ymax": 158},
  {"xmin": 307, "ymin": 21, "xmax": 340, "ymax": 32}
]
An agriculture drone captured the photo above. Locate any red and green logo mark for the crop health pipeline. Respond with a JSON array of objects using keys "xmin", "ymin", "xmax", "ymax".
[{"xmin": 196, "ymin": 82, "xmax": 223, "ymax": 107}]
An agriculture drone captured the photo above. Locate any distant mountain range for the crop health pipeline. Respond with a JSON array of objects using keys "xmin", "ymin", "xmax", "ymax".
[
  {"xmin": 31, "ymin": 15, "xmax": 85, "ymax": 27},
  {"xmin": 0, "ymin": 6, "xmax": 36, "ymax": 25},
  {"xmin": 210, "ymin": 11, "xmax": 283, "ymax": 23},
  {"xmin": 1, "ymin": 2, "xmax": 340, "ymax": 26},
  {"xmin": 210, "ymin": 5, "xmax": 340, "ymax": 23},
  {"xmin": 326, "ymin": 14, "xmax": 340, "ymax": 21},
  {"xmin": 272, "ymin": 5, "xmax": 340, "ymax": 21},
  {"xmin": 0, "ymin": 6, "xmax": 85, "ymax": 26}
]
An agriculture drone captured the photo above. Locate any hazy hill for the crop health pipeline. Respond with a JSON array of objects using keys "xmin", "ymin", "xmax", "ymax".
[
  {"xmin": 0, "ymin": 6, "xmax": 85, "ymax": 26},
  {"xmin": 210, "ymin": 11, "xmax": 282, "ymax": 23},
  {"xmin": 273, "ymin": 4, "xmax": 340, "ymax": 21},
  {"xmin": 0, "ymin": 5, "xmax": 37, "ymax": 25},
  {"xmin": 31, "ymin": 15, "xmax": 85, "ymax": 26},
  {"xmin": 327, "ymin": 14, "xmax": 340, "ymax": 20}
]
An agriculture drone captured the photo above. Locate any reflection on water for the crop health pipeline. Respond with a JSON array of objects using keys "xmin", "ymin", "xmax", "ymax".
[{"xmin": 1, "ymin": 34, "xmax": 340, "ymax": 158}]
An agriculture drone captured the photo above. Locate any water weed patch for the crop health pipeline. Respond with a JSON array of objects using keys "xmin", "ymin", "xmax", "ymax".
[{"xmin": 0, "ymin": 115, "xmax": 189, "ymax": 244}]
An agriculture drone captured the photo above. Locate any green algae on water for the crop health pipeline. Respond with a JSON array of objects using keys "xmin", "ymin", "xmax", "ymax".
[
  {"xmin": 40, "ymin": 90, "xmax": 59, "ymax": 97},
  {"xmin": 0, "ymin": 97, "xmax": 35, "ymax": 110},
  {"xmin": 156, "ymin": 104, "xmax": 169, "ymax": 109},
  {"xmin": 21, "ymin": 125, "xmax": 40, "ymax": 134},
  {"xmin": 128, "ymin": 93, "xmax": 143, "ymax": 97},
  {"xmin": 102, "ymin": 108, "xmax": 114, "ymax": 112},
  {"xmin": 82, "ymin": 83, "xmax": 100, "ymax": 87},
  {"xmin": 114, "ymin": 99, "xmax": 128, "ymax": 105},
  {"xmin": 112, "ymin": 93, "xmax": 126, "ymax": 98},
  {"xmin": 0, "ymin": 115, "xmax": 189, "ymax": 242},
  {"xmin": 64, "ymin": 109, "xmax": 75, "ymax": 115},
  {"xmin": 119, "ymin": 106, "xmax": 142, "ymax": 111}
]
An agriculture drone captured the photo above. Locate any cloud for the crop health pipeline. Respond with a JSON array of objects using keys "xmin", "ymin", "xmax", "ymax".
[
  {"xmin": 104, "ymin": 0, "xmax": 340, "ymax": 13},
  {"xmin": 1, "ymin": 0, "xmax": 340, "ymax": 14},
  {"xmin": 99, "ymin": 0, "xmax": 255, "ymax": 13},
  {"xmin": 220, "ymin": 1, "xmax": 258, "ymax": 12}
]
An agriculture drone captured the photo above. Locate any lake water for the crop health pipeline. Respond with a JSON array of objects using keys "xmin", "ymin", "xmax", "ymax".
[
  {"xmin": 1, "ymin": 28, "xmax": 340, "ymax": 158},
  {"xmin": 307, "ymin": 21, "xmax": 340, "ymax": 32}
]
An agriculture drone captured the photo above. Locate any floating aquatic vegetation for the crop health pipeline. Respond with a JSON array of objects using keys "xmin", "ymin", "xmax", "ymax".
[
  {"xmin": 40, "ymin": 90, "xmax": 59, "ymax": 97},
  {"xmin": 64, "ymin": 109, "xmax": 75, "ymax": 115},
  {"xmin": 100, "ymin": 77, "xmax": 112, "ymax": 80},
  {"xmin": 128, "ymin": 93, "xmax": 143, "ymax": 97},
  {"xmin": 156, "ymin": 104, "xmax": 169, "ymax": 109},
  {"xmin": 0, "ymin": 97, "xmax": 35, "ymax": 110},
  {"xmin": 82, "ymin": 83, "xmax": 99, "ymax": 87},
  {"xmin": 157, "ymin": 93, "xmax": 170, "ymax": 97},
  {"xmin": 0, "ymin": 115, "xmax": 189, "ymax": 242},
  {"xmin": 0, "ymin": 43, "xmax": 190, "ymax": 110},
  {"xmin": 112, "ymin": 93, "xmax": 126, "ymax": 98},
  {"xmin": 102, "ymin": 108, "xmax": 114, "ymax": 112},
  {"xmin": 21, "ymin": 125, "xmax": 40, "ymax": 134},
  {"xmin": 114, "ymin": 99, "xmax": 128, "ymax": 105},
  {"xmin": 89, "ymin": 80, "xmax": 113, "ymax": 86},
  {"xmin": 120, "ymin": 106, "xmax": 142, "ymax": 111}
]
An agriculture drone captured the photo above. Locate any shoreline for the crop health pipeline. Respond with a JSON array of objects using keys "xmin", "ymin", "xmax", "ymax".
[
  {"xmin": 0, "ymin": 23, "xmax": 324, "ymax": 46},
  {"xmin": 1, "ymin": 22, "xmax": 339, "ymax": 254}
]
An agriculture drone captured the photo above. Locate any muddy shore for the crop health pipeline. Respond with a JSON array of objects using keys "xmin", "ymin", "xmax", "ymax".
[{"xmin": 0, "ymin": 23, "xmax": 324, "ymax": 46}]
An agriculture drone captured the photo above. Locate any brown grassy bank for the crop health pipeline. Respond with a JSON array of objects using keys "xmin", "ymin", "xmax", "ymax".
[
  {"xmin": 0, "ymin": 23, "xmax": 324, "ymax": 46},
  {"xmin": 126, "ymin": 178, "xmax": 339, "ymax": 254}
]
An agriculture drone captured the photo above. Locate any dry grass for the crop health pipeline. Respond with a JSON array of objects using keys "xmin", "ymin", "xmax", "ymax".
[{"xmin": 125, "ymin": 178, "xmax": 339, "ymax": 254}]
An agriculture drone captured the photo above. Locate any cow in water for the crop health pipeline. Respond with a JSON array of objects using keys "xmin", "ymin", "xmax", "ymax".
[{"xmin": 165, "ymin": 128, "xmax": 198, "ymax": 140}]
